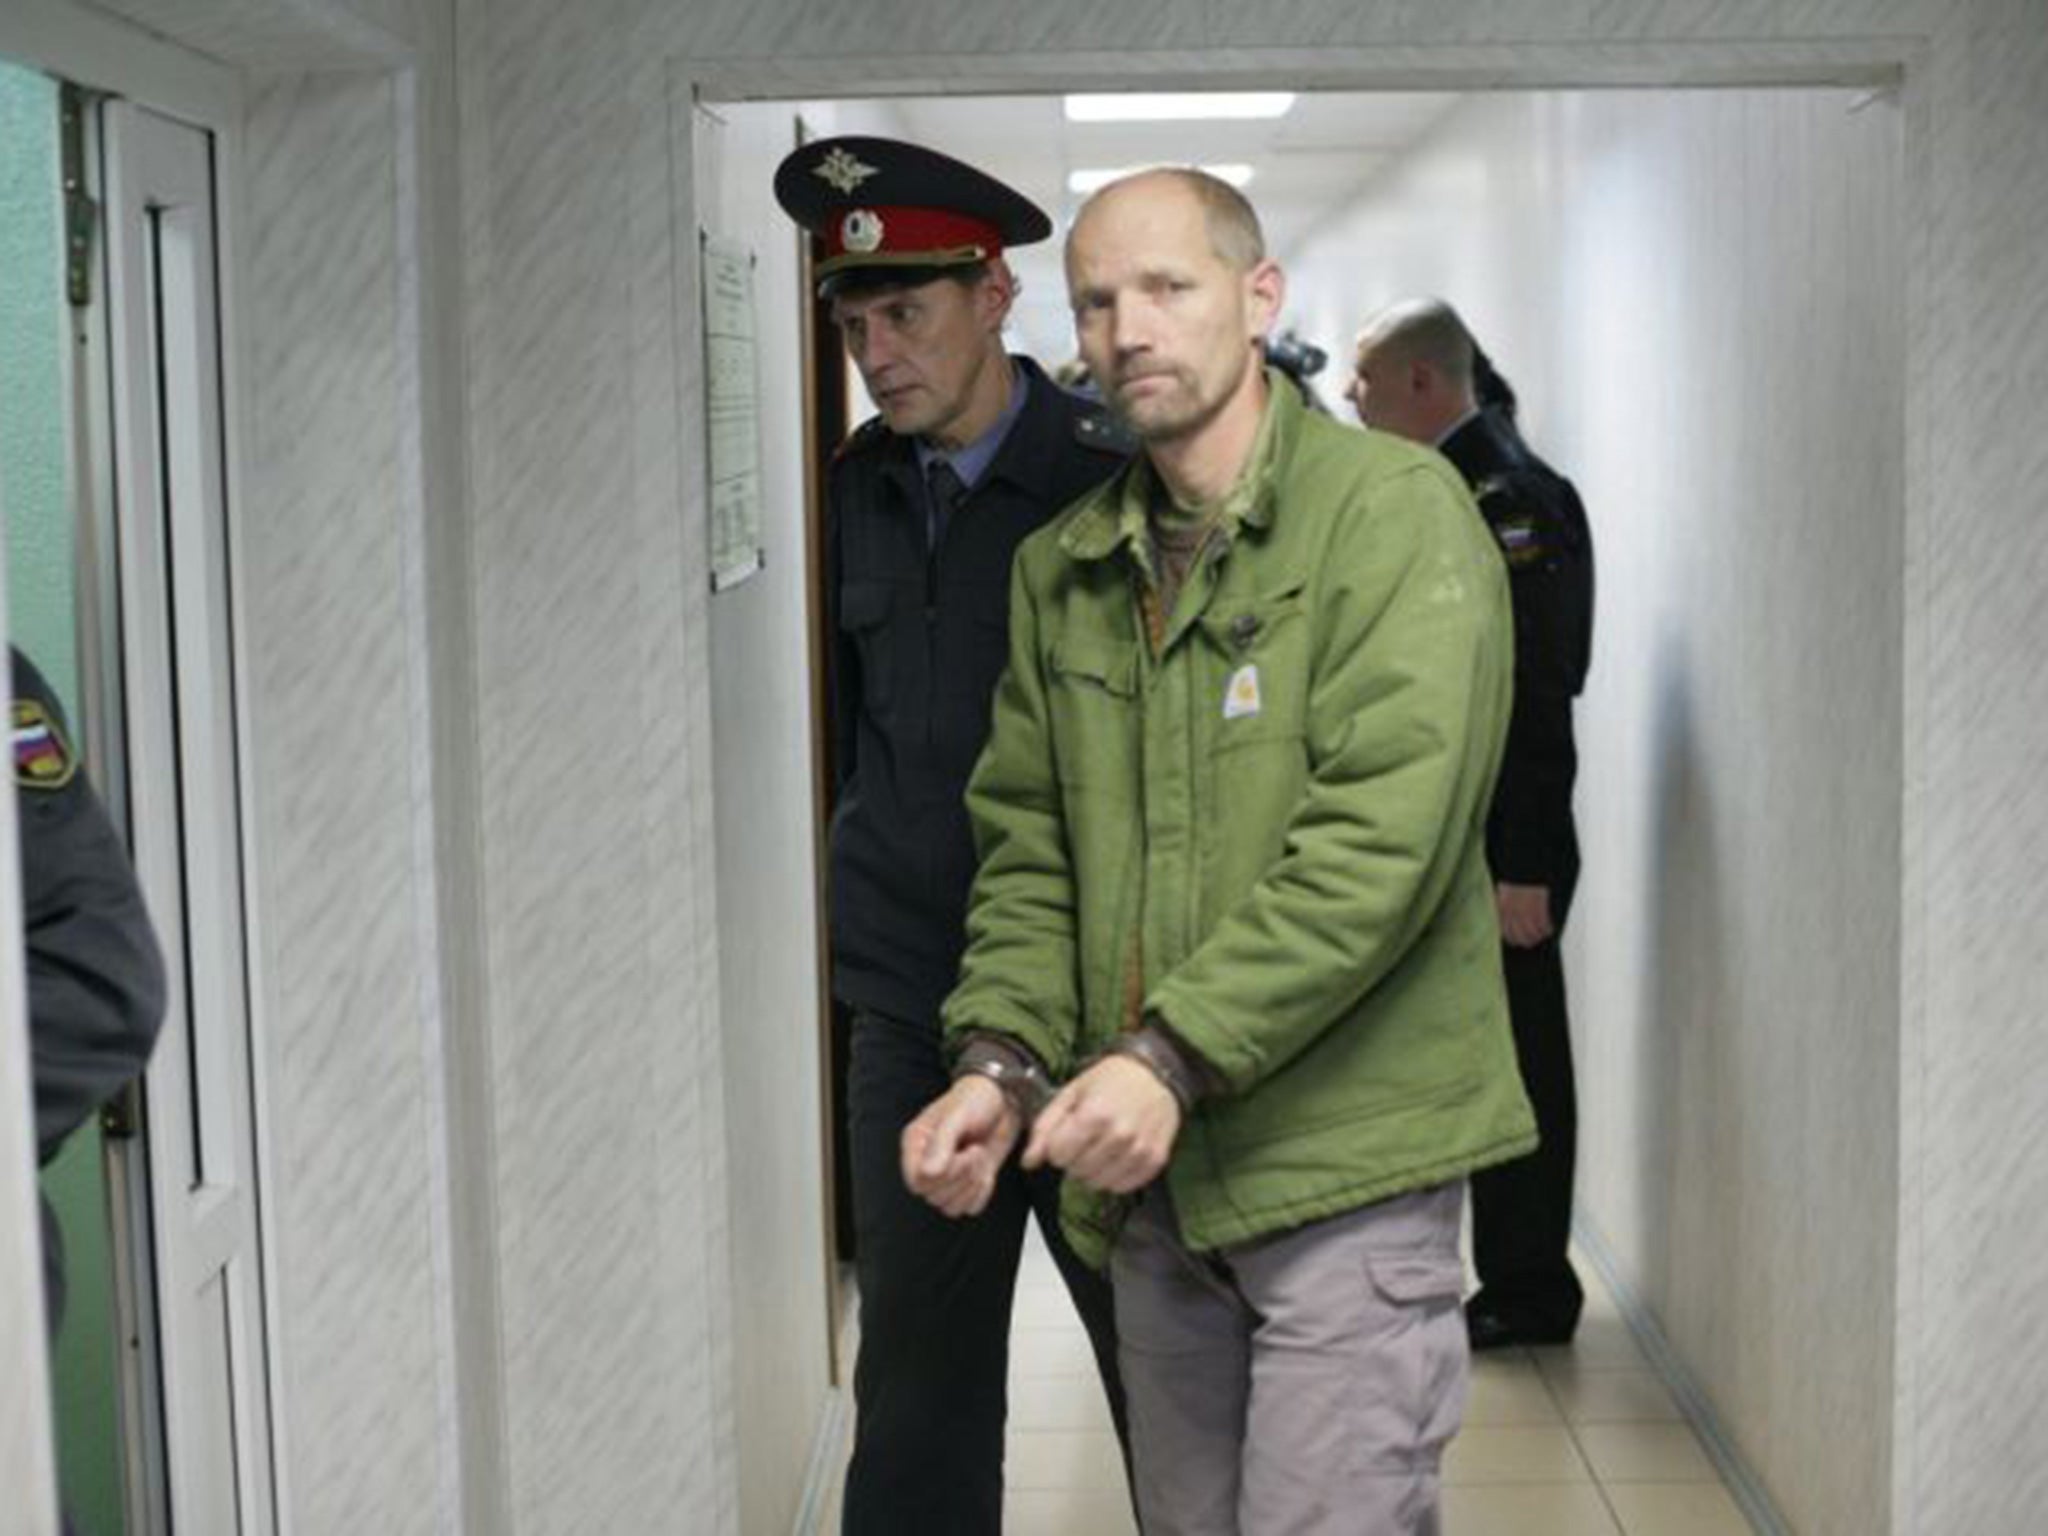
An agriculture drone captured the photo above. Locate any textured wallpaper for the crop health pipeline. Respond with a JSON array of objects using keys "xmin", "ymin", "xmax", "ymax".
[{"xmin": 240, "ymin": 68, "xmax": 450, "ymax": 1536}]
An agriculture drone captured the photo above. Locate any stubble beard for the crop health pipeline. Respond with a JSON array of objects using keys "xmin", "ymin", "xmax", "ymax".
[{"xmin": 1111, "ymin": 353, "xmax": 1245, "ymax": 446}]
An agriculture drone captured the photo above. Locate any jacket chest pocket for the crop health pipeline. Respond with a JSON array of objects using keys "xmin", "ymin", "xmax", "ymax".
[
  {"xmin": 1198, "ymin": 587, "xmax": 1309, "ymax": 753},
  {"xmin": 1046, "ymin": 636, "xmax": 1140, "ymax": 794},
  {"xmin": 838, "ymin": 579, "xmax": 903, "ymax": 716}
]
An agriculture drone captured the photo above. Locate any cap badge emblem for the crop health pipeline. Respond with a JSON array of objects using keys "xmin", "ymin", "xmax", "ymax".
[
  {"xmin": 841, "ymin": 208, "xmax": 886, "ymax": 253},
  {"xmin": 814, "ymin": 147, "xmax": 879, "ymax": 195}
]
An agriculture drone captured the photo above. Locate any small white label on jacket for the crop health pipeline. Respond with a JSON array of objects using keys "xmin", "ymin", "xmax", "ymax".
[{"xmin": 1223, "ymin": 664, "xmax": 1262, "ymax": 720}]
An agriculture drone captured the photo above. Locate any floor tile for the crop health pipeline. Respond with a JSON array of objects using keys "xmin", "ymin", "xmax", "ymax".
[
  {"xmin": 1004, "ymin": 1484, "xmax": 1140, "ymax": 1536},
  {"xmin": 1578, "ymin": 1284, "xmax": 1623, "ymax": 1322},
  {"xmin": 1604, "ymin": 1480, "xmax": 1754, "ymax": 1536},
  {"xmin": 1010, "ymin": 1285, "xmax": 1091, "ymax": 1330},
  {"xmin": 1006, "ymin": 1428, "xmax": 1130, "ymax": 1490},
  {"xmin": 1443, "ymin": 1425, "xmax": 1592, "ymax": 1485},
  {"xmin": 1008, "ymin": 1373, "xmax": 1116, "ymax": 1431},
  {"xmin": 1573, "ymin": 1422, "xmax": 1720, "ymax": 1484},
  {"xmin": 1570, "ymin": 1252, "xmax": 1622, "ymax": 1314},
  {"xmin": 1465, "ymin": 1356, "xmax": 1566, "ymax": 1426},
  {"xmin": 1008, "ymin": 1328, "xmax": 1107, "ymax": 1379},
  {"xmin": 1441, "ymin": 1481, "xmax": 1624, "ymax": 1535},
  {"xmin": 1531, "ymin": 1312, "xmax": 1649, "ymax": 1373},
  {"xmin": 1543, "ymin": 1367, "xmax": 1686, "ymax": 1425}
]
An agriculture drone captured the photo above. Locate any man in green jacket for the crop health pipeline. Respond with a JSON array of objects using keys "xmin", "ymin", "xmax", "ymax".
[{"xmin": 903, "ymin": 168, "xmax": 1537, "ymax": 1533}]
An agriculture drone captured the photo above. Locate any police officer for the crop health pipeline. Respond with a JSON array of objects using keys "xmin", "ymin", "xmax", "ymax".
[
  {"xmin": 773, "ymin": 139, "xmax": 1131, "ymax": 1531},
  {"xmin": 14, "ymin": 645, "xmax": 165, "ymax": 1536},
  {"xmin": 14, "ymin": 646, "xmax": 165, "ymax": 1340},
  {"xmin": 1348, "ymin": 301, "xmax": 1596, "ymax": 1348},
  {"xmin": 15, "ymin": 651, "xmax": 161, "ymax": 1536}
]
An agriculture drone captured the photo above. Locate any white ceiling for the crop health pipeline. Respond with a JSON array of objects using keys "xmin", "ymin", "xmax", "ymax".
[{"xmin": 826, "ymin": 91, "xmax": 1463, "ymax": 365}]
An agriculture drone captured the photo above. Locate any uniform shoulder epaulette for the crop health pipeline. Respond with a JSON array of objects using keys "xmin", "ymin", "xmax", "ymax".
[
  {"xmin": 1473, "ymin": 473, "xmax": 1558, "ymax": 569},
  {"xmin": 1471, "ymin": 471, "xmax": 1520, "ymax": 506},
  {"xmin": 13, "ymin": 692, "xmax": 77, "ymax": 791},
  {"xmin": 1072, "ymin": 404, "xmax": 1137, "ymax": 458},
  {"xmin": 832, "ymin": 414, "xmax": 891, "ymax": 464}
]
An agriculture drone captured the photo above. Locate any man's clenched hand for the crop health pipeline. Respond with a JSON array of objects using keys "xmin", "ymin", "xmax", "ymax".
[{"xmin": 901, "ymin": 1076, "xmax": 1022, "ymax": 1217}]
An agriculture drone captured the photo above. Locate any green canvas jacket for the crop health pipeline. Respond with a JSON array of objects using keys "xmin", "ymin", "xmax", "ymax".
[{"xmin": 941, "ymin": 377, "xmax": 1537, "ymax": 1265}]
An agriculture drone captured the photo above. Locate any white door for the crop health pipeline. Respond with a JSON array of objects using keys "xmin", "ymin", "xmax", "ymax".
[{"xmin": 101, "ymin": 99, "xmax": 276, "ymax": 1536}]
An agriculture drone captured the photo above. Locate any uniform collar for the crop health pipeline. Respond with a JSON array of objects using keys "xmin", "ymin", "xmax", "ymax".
[
  {"xmin": 976, "ymin": 355, "xmax": 1072, "ymax": 500},
  {"xmin": 876, "ymin": 355, "xmax": 1068, "ymax": 504},
  {"xmin": 1438, "ymin": 406, "xmax": 1529, "ymax": 482},
  {"xmin": 915, "ymin": 360, "xmax": 1030, "ymax": 489},
  {"xmin": 1434, "ymin": 406, "xmax": 1482, "ymax": 449}
]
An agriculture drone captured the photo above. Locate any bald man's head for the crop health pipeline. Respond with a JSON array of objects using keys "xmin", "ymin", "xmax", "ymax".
[
  {"xmin": 1064, "ymin": 169, "xmax": 1285, "ymax": 452},
  {"xmin": 1346, "ymin": 298, "xmax": 1481, "ymax": 443},
  {"xmin": 1070, "ymin": 167, "xmax": 1268, "ymax": 272}
]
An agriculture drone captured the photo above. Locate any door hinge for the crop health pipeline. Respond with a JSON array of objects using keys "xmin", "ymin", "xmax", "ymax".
[
  {"xmin": 100, "ymin": 1079, "xmax": 144, "ymax": 1141},
  {"xmin": 59, "ymin": 82, "xmax": 99, "ymax": 308}
]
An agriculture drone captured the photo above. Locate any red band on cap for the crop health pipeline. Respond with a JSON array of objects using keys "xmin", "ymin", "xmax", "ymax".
[{"xmin": 824, "ymin": 205, "xmax": 1004, "ymax": 263}]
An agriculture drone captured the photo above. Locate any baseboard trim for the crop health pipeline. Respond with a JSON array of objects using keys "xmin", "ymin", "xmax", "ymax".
[
  {"xmin": 1573, "ymin": 1215, "xmax": 1794, "ymax": 1536},
  {"xmin": 790, "ymin": 1383, "xmax": 853, "ymax": 1536},
  {"xmin": 792, "ymin": 1289, "xmax": 861, "ymax": 1536}
]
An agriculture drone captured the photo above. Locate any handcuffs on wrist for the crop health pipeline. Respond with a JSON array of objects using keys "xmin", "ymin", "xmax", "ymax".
[{"xmin": 956, "ymin": 1054, "xmax": 1055, "ymax": 1124}]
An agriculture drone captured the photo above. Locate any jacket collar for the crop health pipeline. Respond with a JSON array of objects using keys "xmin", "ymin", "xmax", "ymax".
[
  {"xmin": 1438, "ymin": 406, "xmax": 1531, "ymax": 483},
  {"xmin": 874, "ymin": 353, "xmax": 1066, "ymax": 502},
  {"xmin": 1060, "ymin": 368, "xmax": 1299, "ymax": 564},
  {"xmin": 973, "ymin": 355, "xmax": 1071, "ymax": 502}
]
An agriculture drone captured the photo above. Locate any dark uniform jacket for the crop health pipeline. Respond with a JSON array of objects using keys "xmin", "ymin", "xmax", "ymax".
[
  {"xmin": 1439, "ymin": 410, "xmax": 1596, "ymax": 925},
  {"xmin": 13, "ymin": 646, "xmax": 166, "ymax": 1329},
  {"xmin": 826, "ymin": 357, "xmax": 1126, "ymax": 1024}
]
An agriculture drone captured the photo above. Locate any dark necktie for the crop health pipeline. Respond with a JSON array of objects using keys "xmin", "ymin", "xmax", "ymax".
[{"xmin": 926, "ymin": 459, "xmax": 966, "ymax": 549}]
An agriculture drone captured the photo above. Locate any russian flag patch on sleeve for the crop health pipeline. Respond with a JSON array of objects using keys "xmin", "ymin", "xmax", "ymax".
[{"xmin": 13, "ymin": 699, "xmax": 76, "ymax": 789}]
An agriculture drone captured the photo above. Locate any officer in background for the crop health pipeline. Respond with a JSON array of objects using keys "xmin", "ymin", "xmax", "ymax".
[
  {"xmin": 1348, "ymin": 301, "xmax": 1596, "ymax": 1349},
  {"xmin": 14, "ymin": 646, "xmax": 165, "ymax": 1536},
  {"xmin": 773, "ymin": 139, "xmax": 1130, "ymax": 1531},
  {"xmin": 1262, "ymin": 329, "xmax": 1331, "ymax": 413},
  {"xmin": 15, "ymin": 646, "xmax": 165, "ymax": 1336}
]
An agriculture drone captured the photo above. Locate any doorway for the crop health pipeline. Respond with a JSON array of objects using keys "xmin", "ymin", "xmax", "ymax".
[
  {"xmin": 0, "ymin": 56, "xmax": 278, "ymax": 1536},
  {"xmin": 696, "ymin": 77, "xmax": 1904, "ymax": 1536}
]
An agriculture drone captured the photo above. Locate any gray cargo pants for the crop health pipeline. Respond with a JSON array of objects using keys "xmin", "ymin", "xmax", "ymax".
[{"xmin": 1111, "ymin": 1181, "xmax": 1468, "ymax": 1535}]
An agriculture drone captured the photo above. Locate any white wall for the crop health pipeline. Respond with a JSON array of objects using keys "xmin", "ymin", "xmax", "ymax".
[
  {"xmin": 241, "ymin": 66, "xmax": 458, "ymax": 1533},
  {"xmin": 1291, "ymin": 87, "xmax": 1905, "ymax": 1535},
  {"xmin": 458, "ymin": 2, "xmax": 740, "ymax": 1527}
]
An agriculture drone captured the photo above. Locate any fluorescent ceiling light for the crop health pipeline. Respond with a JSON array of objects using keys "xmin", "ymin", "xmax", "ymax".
[
  {"xmin": 1067, "ymin": 163, "xmax": 1255, "ymax": 195},
  {"xmin": 1064, "ymin": 92, "xmax": 1297, "ymax": 123}
]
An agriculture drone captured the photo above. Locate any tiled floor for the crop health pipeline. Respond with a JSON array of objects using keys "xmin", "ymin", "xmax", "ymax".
[{"xmin": 820, "ymin": 1229, "xmax": 1755, "ymax": 1534}]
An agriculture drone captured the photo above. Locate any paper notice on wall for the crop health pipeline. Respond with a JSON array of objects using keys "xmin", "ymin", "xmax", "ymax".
[{"xmin": 702, "ymin": 234, "xmax": 763, "ymax": 591}]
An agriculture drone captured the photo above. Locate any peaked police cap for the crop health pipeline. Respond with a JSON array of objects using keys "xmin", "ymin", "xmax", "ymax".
[{"xmin": 773, "ymin": 136, "xmax": 1050, "ymax": 295}]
